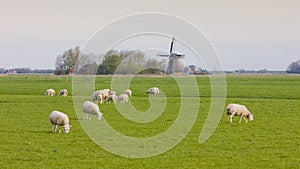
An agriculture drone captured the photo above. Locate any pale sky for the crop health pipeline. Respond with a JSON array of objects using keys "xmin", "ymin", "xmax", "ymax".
[{"xmin": 0, "ymin": 0, "xmax": 300, "ymax": 70}]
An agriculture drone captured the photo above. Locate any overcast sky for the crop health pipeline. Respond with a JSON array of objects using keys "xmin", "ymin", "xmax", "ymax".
[{"xmin": 0, "ymin": 0, "xmax": 300, "ymax": 70}]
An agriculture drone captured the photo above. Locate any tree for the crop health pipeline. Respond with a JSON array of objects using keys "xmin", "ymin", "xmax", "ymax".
[
  {"xmin": 143, "ymin": 58, "xmax": 167, "ymax": 74},
  {"xmin": 78, "ymin": 63, "xmax": 99, "ymax": 75},
  {"xmin": 76, "ymin": 53, "xmax": 100, "ymax": 75},
  {"xmin": 97, "ymin": 50, "xmax": 146, "ymax": 75},
  {"xmin": 97, "ymin": 52, "xmax": 122, "ymax": 74},
  {"xmin": 115, "ymin": 50, "xmax": 146, "ymax": 74},
  {"xmin": 287, "ymin": 59, "xmax": 300, "ymax": 74},
  {"xmin": 54, "ymin": 47, "xmax": 81, "ymax": 75}
]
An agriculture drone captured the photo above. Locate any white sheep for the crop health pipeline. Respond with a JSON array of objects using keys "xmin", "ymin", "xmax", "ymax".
[
  {"xmin": 101, "ymin": 89, "xmax": 111, "ymax": 102},
  {"xmin": 91, "ymin": 89, "xmax": 110, "ymax": 103},
  {"xmin": 107, "ymin": 94, "xmax": 117, "ymax": 103},
  {"xmin": 117, "ymin": 93, "xmax": 129, "ymax": 103},
  {"xmin": 91, "ymin": 91, "xmax": 98, "ymax": 102},
  {"xmin": 226, "ymin": 103, "xmax": 254, "ymax": 123},
  {"xmin": 91, "ymin": 90, "xmax": 104, "ymax": 104},
  {"xmin": 82, "ymin": 101, "xmax": 102, "ymax": 120},
  {"xmin": 110, "ymin": 91, "xmax": 116, "ymax": 96},
  {"xmin": 58, "ymin": 89, "xmax": 68, "ymax": 96},
  {"xmin": 49, "ymin": 111, "xmax": 71, "ymax": 133},
  {"xmin": 146, "ymin": 87, "xmax": 159, "ymax": 98},
  {"xmin": 123, "ymin": 89, "xmax": 132, "ymax": 97},
  {"xmin": 45, "ymin": 89, "xmax": 55, "ymax": 96}
]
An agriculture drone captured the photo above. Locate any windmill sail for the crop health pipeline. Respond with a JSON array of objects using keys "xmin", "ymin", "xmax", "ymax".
[{"xmin": 170, "ymin": 37, "xmax": 174, "ymax": 53}]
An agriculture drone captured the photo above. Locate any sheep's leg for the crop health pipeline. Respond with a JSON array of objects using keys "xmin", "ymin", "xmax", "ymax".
[
  {"xmin": 239, "ymin": 115, "xmax": 244, "ymax": 123},
  {"xmin": 242, "ymin": 115, "xmax": 248, "ymax": 123},
  {"xmin": 227, "ymin": 115, "xmax": 230, "ymax": 122},
  {"xmin": 51, "ymin": 124, "xmax": 55, "ymax": 132},
  {"xmin": 229, "ymin": 115, "xmax": 233, "ymax": 123},
  {"xmin": 54, "ymin": 125, "xmax": 58, "ymax": 132},
  {"xmin": 58, "ymin": 127, "xmax": 61, "ymax": 133}
]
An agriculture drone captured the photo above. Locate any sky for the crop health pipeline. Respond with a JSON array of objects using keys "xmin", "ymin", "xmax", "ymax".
[{"xmin": 0, "ymin": 0, "xmax": 300, "ymax": 70}]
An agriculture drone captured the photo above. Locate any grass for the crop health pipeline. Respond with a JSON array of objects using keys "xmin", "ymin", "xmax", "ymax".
[{"xmin": 0, "ymin": 74, "xmax": 299, "ymax": 168}]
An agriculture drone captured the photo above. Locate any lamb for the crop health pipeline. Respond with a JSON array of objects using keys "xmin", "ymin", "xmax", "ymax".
[
  {"xmin": 226, "ymin": 103, "xmax": 254, "ymax": 123},
  {"xmin": 117, "ymin": 93, "xmax": 129, "ymax": 103},
  {"xmin": 146, "ymin": 87, "xmax": 159, "ymax": 97},
  {"xmin": 49, "ymin": 111, "xmax": 71, "ymax": 133},
  {"xmin": 82, "ymin": 101, "xmax": 102, "ymax": 120},
  {"xmin": 45, "ymin": 89, "xmax": 55, "ymax": 96},
  {"xmin": 58, "ymin": 89, "xmax": 68, "ymax": 96},
  {"xmin": 123, "ymin": 89, "xmax": 132, "ymax": 97}
]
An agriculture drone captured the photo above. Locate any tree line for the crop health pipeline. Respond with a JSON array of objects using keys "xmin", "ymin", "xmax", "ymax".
[
  {"xmin": 54, "ymin": 47, "xmax": 167, "ymax": 75},
  {"xmin": 54, "ymin": 46, "xmax": 300, "ymax": 75}
]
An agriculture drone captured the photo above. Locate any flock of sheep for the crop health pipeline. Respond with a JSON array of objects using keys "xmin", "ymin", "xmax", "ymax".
[
  {"xmin": 46, "ymin": 86, "xmax": 254, "ymax": 134},
  {"xmin": 47, "ymin": 87, "xmax": 160, "ymax": 133}
]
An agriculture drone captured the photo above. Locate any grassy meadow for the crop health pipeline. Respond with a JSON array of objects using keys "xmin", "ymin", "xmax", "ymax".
[{"xmin": 0, "ymin": 74, "xmax": 299, "ymax": 168}]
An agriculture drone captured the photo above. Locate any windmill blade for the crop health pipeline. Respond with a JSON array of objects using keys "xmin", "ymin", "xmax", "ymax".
[
  {"xmin": 169, "ymin": 37, "xmax": 174, "ymax": 53},
  {"xmin": 157, "ymin": 54, "xmax": 169, "ymax": 57},
  {"xmin": 176, "ymin": 54, "xmax": 185, "ymax": 57}
]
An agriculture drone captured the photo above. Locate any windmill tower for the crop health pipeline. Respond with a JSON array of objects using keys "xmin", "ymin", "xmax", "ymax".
[{"xmin": 158, "ymin": 38, "xmax": 185, "ymax": 74}]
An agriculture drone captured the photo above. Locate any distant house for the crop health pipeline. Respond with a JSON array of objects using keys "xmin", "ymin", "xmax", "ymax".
[{"xmin": 184, "ymin": 65, "xmax": 210, "ymax": 75}]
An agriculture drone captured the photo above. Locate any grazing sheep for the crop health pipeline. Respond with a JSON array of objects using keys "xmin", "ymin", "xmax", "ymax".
[
  {"xmin": 226, "ymin": 103, "xmax": 254, "ymax": 123},
  {"xmin": 82, "ymin": 101, "xmax": 102, "ymax": 120},
  {"xmin": 107, "ymin": 94, "xmax": 117, "ymax": 103},
  {"xmin": 123, "ymin": 89, "xmax": 132, "ymax": 97},
  {"xmin": 58, "ymin": 89, "xmax": 68, "ymax": 96},
  {"xmin": 117, "ymin": 93, "xmax": 129, "ymax": 103},
  {"xmin": 49, "ymin": 111, "xmax": 71, "ymax": 133},
  {"xmin": 91, "ymin": 89, "xmax": 110, "ymax": 103},
  {"xmin": 110, "ymin": 91, "xmax": 116, "ymax": 96},
  {"xmin": 91, "ymin": 91, "xmax": 98, "ymax": 102},
  {"xmin": 101, "ymin": 89, "xmax": 111, "ymax": 102},
  {"xmin": 146, "ymin": 87, "xmax": 159, "ymax": 98},
  {"xmin": 91, "ymin": 90, "xmax": 104, "ymax": 104},
  {"xmin": 45, "ymin": 89, "xmax": 55, "ymax": 96}
]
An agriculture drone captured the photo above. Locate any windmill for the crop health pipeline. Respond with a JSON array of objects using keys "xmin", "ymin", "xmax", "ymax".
[{"xmin": 158, "ymin": 37, "xmax": 185, "ymax": 74}]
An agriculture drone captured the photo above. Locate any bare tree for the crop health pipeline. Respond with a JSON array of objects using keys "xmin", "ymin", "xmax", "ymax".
[{"xmin": 54, "ymin": 47, "xmax": 81, "ymax": 75}]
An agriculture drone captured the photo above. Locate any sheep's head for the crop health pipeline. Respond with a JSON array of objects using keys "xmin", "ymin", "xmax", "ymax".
[
  {"xmin": 64, "ymin": 125, "xmax": 71, "ymax": 133},
  {"xmin": 248, "ymin": 114, "xmax": 254, "ymax": 121},
  {"xmin": 97, "ymin": 112, "xmax": 102, "ymax": 120}
]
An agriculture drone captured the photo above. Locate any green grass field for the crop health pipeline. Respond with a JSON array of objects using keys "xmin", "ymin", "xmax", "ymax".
[{"xmin": 0, "ymin": 74, "xmax": 299, "ymax": 168}]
